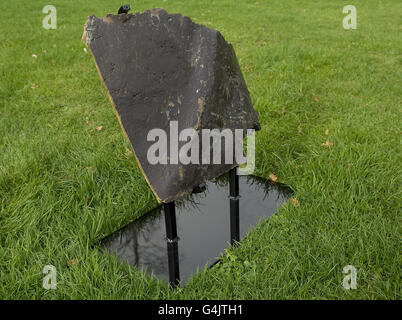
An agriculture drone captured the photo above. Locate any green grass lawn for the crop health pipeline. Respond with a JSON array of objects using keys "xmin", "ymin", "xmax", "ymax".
[{"xmin": 0, "ymin": 0, "xmax": 401, "ymax": 299}]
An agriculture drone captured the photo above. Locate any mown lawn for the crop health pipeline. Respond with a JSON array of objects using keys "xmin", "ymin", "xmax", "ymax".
[{"xmin": 0, "ymin": 0, "xmax": 400, "ymax": 299}]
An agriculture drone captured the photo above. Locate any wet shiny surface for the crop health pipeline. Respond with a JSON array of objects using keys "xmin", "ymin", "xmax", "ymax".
[{"xmin": 100, "ymin": 175, "xmax": 292, "ymax": 285}]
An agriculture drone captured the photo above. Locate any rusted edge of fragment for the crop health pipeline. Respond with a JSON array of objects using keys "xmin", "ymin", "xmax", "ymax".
[{"xmin": 82, "ymin": 15, "xmax": 95, "ymax": 46}]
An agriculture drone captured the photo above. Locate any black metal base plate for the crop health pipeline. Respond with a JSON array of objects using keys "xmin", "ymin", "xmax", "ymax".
[{"xmin": 99, "ymin": 174, "xmax": 292, "ymax": 285}]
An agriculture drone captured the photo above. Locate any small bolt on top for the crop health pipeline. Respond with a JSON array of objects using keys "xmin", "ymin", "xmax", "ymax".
[{"xmin": 118, "ymin": 4, "xmax": 131, "ymax": 14}]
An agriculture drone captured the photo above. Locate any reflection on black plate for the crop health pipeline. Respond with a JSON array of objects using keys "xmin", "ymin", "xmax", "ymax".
[{"xmin": 100, "ymin": 174, "xmax": 292, "ymax": 285}]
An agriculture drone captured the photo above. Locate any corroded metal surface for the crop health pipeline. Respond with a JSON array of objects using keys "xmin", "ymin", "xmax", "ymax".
[{"xmin": 83, "ymin": 8, "xmax": 259, "ymax": 202}]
